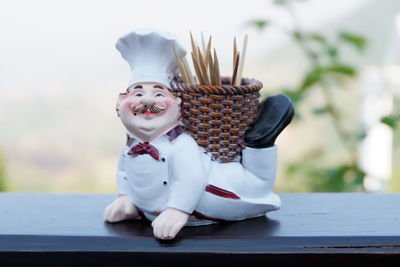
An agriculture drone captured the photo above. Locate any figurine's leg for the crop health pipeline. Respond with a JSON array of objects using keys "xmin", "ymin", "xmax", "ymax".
[
  {"xmin": 195, "ymin": 147, "xmax": 280, "ymax": 221},
  {"xmin": 240, "ymin": 94, "xmax": 294, "ymax": 188},
  {"xmin": 196, "ymin": 152, "xmax": 281, "ymax": 221},
  {"xmin": 103, "ymin": 195, "xmax": 140, "ymax": 223},
  {"xmin": 242, "ymin": 146, "xmax": 277, "ymax": 189},
  {"xmin": 244, "ymin": 94, "xmax": 294, "ymax": 148}
]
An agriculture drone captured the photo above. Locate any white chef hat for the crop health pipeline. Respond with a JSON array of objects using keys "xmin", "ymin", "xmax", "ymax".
[{"xmin": 116, "ymin": 29, "xmax": 186, "ymax": 88}]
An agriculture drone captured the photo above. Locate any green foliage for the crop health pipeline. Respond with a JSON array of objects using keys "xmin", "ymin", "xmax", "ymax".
[
  {"xmin": 280, "ymin": 88, "xmax": 303, "ymax": 104},
  {"xmin": 247, "ymin": 19, "xmax": 270, "ymax": 30},
  {"xmin": 274, "ymin": 0, "xmax": 289, "ymax": 5},
  {"xmin": 287, "ymin": 161, "xmax": 365, "ymax": 192},
  {"xmin": 381, "ymin": 114, "xmax": 400, "ymax": 130},
  {"xmin": 356, "ymin": 127, "xmax": 367, "ymax": 141},
  {"xmin": 308, "ymin": 33, "xmax": 326, "ymax": 44},
  {"xmin": 321, "ymin": 164, "xmax": 365, "ymax": 192},
  {"xmin": 313, "ymin": 106, "xmax": 331, "ymax": 115},
  {"xmin": 0, "ymin": 151, "xmax": 6, "ymax": 192},
  {"xmin": 299, "ymin": 67, "xmax": 325, "ymax": 91},
  {"xmin": 338, "ymin": 32, "xmax": 367, "ymax": 52},
  {"xmin": 248, "ymin": 0, "xmax": 370, "ymax": 192},
  {"xmin": 326, "ymin": 63, "xmax": 356, "ymax": 76},
  {"xmin": 297, "ymin": 64, "xmax": 356, "ymax": 93},
  {"xmin": 284, "ymin": 146, "xmax": 365, "ymax": 192}
]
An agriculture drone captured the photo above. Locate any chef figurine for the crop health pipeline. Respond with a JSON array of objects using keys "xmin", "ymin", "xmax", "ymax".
[{"xmin": 104, "ymin": 30, "xmax": 294, "ymax": 240}]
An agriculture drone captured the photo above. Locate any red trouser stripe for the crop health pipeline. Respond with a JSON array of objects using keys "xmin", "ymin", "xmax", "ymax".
[{"xmin": 205, "ymin": 184, "xmax": 240, "ymax": 199}]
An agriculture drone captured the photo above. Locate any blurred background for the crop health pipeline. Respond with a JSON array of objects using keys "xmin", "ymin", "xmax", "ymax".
[{"xmin": 0, "ymin": 0, "xmax": 399, "ymax": 193}]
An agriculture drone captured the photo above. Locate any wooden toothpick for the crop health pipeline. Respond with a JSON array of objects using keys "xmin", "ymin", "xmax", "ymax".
[
  {"xmin": 201, "ymin": 32, "xmax": 206, "ymax": 55},
  {"xmin": 208, "ymin": 50, "xmax": 215, "ymax": 85},
  {"xmin": 190, "ymin": 31, "xmax": 199, "ymax": 66},
  {"xmin": 235, "ymin": 34, "xmax": 248, "ymax": 86},
  {"xmin": 233, "ymin": 37, "xmax": 238, "ymax": 69},
  {"xmin": 213, "ymin": 48, "xmax": 222, "ymax": 86},
  {"xmin": 198, "ymin": 46, "xmax": 210, "ymax": 85},
  {"xmin": 191, "ymin": 52, "xmax": 204, "ymax": 85},
  {"xmin": 182, "ymin": 57, "xmax": 194, "ymax": 83},
  {"xmin": 231, "ymin": 53, "xmax": 240, "ymax": 86},
  {"xmin": 172, "ymin": 46, "xmax": 189, "ymax": 83},
  {"xmin": 204, "ymin": 36, "xmax": 212, "ymax": 68}
]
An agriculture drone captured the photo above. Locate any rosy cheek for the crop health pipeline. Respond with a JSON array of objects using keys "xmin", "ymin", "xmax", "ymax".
[
  {"xmin": 154, "ymin": 98, "xmax": 172, "ymax": 109},
  {"xmin": 163, "ymin": 99, "xmax": 174, "ymax": 106},
  {"xmin": 124, "ymin": 101, "xmax": 133, "ymax": 109}
]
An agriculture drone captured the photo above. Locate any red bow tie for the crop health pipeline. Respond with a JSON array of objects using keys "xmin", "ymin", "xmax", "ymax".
[{"xmin": 128, "ymin": 142, "xmax": 159, "ymax": 160}]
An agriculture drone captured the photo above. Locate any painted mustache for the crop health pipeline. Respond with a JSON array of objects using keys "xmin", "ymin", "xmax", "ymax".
[{"xmin": 132, "ymin": 104, "xmax": 166, "ymax": 114}]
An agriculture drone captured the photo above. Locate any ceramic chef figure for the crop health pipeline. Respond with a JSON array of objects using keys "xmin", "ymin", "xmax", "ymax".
[{"xmin": 104, "ymin": 30, "xmax": 294, "ymax": 240}]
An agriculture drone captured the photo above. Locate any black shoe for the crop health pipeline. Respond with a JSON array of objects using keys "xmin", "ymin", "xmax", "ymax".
[{"xmin": 244, "ymin": 94, "xmax": 294, "ymax": 148}]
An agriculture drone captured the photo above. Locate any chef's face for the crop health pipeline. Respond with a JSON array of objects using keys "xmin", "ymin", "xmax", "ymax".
[{"xmin": 117, "ymin": 82, "xmax": 181, "ymax": 142}]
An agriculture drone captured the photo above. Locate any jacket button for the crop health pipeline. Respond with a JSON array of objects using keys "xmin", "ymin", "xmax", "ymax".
[
  {"xmin": 163, "ymin": 181, "xmax": 167, "ymax": 185},
  {"xmin": 161, "ymin": 157, "xmax": 165, "ymax": 162},
  {"xmin": 123, "ymin": 176, "xmax": 127, "ymax": 180}
]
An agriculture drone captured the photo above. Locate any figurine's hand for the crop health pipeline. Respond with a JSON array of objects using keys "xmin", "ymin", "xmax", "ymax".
[
  {"xmin": 103, "ymin": 195, "xmax": 139, "ymax": 223},
  {"xmin": 151, "ymin": 208, "xmax": 189, "ymax": 240}
]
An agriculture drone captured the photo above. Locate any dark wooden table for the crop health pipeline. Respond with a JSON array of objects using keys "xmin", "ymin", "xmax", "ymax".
[{"xmin": 0, "ymin": 193, "xmax": 399, "ymax": 266}]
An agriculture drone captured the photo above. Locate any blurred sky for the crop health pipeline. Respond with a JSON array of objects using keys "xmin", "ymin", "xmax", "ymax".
[
  {"xmin": 0, "ymin": 0, "xmax": 399, "ymax": 192},
  {"xmin": 0, "ymin": 0, "xmax": 372, "ymax": 94}
]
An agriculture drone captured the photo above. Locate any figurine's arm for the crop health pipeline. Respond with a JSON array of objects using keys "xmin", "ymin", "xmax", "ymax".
[
  {"xmin": 116, "ymin": 146, "xmax": 129, "ymax": 196},
  {"xmin": 104, "ymin": 145, "xmax": 139, "ymax": 222},
  {"xmin": 152, "ymin": 136, "xmax": 206, "ymax": 239},
  {"xmin": 167, "ymin": 138, "xmax": 206, "ymax": 213}
]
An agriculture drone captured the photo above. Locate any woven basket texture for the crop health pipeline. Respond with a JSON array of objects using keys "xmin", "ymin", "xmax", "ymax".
[{"xmin": 171, "ymin": 77, "xmax": 262, "ymax": 163}]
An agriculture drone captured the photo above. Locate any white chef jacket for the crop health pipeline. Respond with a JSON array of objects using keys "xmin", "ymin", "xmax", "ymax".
[{"xmin": 117, "ymin": 130, "xmax": 280, "ymax": 225}]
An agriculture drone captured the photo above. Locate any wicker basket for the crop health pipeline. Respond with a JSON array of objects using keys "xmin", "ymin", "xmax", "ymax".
[{"xmin": 171, "ymin": 77, "xmax": 262, "ymax": 163}]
